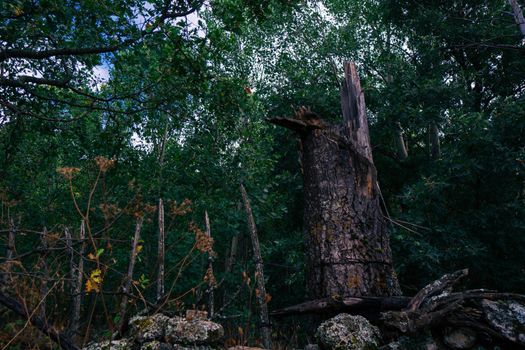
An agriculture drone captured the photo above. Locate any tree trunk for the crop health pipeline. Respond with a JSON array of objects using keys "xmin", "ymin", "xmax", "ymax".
[
  {"xmin": 508, "ymin": 0, "xmax": 525, "ymax": 39},
  {"xmin": 270, "ymin": 62, "xmax": 400, "ymax": 299},
  {"xmin": 240, "ymin": 184, "xmax": 272, "ymax": 349},
  {"xmin": 119, "ymin": 216, "xmax": 143, "ymax": 335},
  {"xmin": 222, "ymin": 233, "xmax": 239, "ymax": 309},
  {"xmin": 157, "ymin": 198, "xmax": 165, "ymax": 302},
  {"xmin": 429, "ymin": 121, "xmax": 441, "ymax": 160},
  {"xmin": 394, "ymin": 122, "xmax": 408, "ymax": 160},
  {"xmin": 204, "ymin": 211, "xmax": 215, "ymax": 318},
  {"xmin": 38, "ymin": 227, "xmax": 49, "ymax": 321},
  {"xmin": 6, "ymin": 217, "xmax": 15, "ymax": 262}
]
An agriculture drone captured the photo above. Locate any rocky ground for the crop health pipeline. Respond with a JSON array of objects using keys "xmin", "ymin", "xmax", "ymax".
[{"xmin": 84, "ymin": 307, "xmax": 525, "ymax": 350}]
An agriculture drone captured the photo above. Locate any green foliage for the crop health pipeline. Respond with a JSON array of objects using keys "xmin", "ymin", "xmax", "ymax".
[{"xmin": 1, "ymin": 0, "xmax": 525, "ymax": 346}]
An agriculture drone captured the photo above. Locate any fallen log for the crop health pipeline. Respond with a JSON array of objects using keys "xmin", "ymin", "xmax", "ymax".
[
  {"xmin": 381, "ymin": 269, "xmax": 525, "ymax": 347},
  {"xmin": 273, "ymin": 270, "xmax": 525, "ymax": 347},
  {"xmin": 271, "ymin": 296, "xmax": 411, "ymax": 317}
]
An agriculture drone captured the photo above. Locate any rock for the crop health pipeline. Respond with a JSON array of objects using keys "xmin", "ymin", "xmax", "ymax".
[
  {"xmin": 482, "ymin": 299, "xmax": 525, "ymax": 345},
  {"xmin": 82, "ymin": 339, "xmax": 132, "ymax": 350},
  {"xmin": 442, "ymin": 327, "xmax": 476, "ymax": 349},
  {"xmin": 315, "ymin": 313, "xmax": 381, "ymax": 350},
  {"xmin": 227, "ymin": 347, "xmax": 265, "ymax": 350},
  {"xmin": 141, "ymin": 341, "xmax": 174, "ymax": 350},
  {"xmin": 165, "ymin": 316, "xmax": 224, "ymax": 345},
  {"xmin": 130, "ymin": 313, "xmax": 170, "ymax": 343}
]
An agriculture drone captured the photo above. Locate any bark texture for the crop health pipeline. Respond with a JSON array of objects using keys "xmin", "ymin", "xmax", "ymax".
[
  {"xmin": 240, "ymin": 184, "xmax": 272, "ymax": 349},
  {"xmin": 65, "ymin": 225, "xmax": 83, "ymax": 339},
  {"xmin": 119, "ymin": 216, "xmax": 144, "ymax": 335},
  {"xmin": 271, "ymin": 62, "xmax": 401, "ymax": 299},
  {"xmin": 157, "ymin": 198, "xmax": 165, "ymax": 302},
  {"xmin": 204, "ymin": 210, "xmax": 215, "ymax": 318}
]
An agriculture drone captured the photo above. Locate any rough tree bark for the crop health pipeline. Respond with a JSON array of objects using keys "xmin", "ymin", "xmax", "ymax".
[
  {"xmin": 157, "ymin": 198, "xmax": 165, "ymax": 302},
  {"xmin": 65, "ymin": 226, "xmax": 80, "ymax": 339},
  {"xmin": 119, "ymin": 216, "xmax": 144, "ymax": 335},
  {"xmin": 204, "ymin": 210, "xmax": 215, "ymax": 318},
  {"xmin": 270, "ymin": 62, "xmax": 401, "ymax": 299},
  {"xmin": 240, "ymin": 184, "xmax": 272, "ymax": 349}
]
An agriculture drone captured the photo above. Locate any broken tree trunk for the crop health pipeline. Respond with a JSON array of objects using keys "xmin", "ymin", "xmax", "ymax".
[
  {"xmin": 119, "ymin": 216, "xmax": 144, "ymax": 335},
  {"xmin": 270, "ymin": 62, "xmax": 400, "ymax": 299},
  {"xmin": 205, "ymin": 211, "xmax": 215, "ymax": 318},
  {"xmin": 240, "ymin": 184, "xmax": 272, "ymax": 349},
  {"xmin": 157, "ymin": 198, "xmax": 165, "ymax": 302}
]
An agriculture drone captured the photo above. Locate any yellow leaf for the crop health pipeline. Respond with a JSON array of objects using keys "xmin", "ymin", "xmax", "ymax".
[
  {"xmin": 85, "ymin": 268, "xmax": 103, "ymax": 293},
  {"xmin": 85, "ymin": 279, "xmax": 95, "ymax": 293},
  {"xmin": 87, "ymin": 253, "xmax": 96, "ymax": 260}
]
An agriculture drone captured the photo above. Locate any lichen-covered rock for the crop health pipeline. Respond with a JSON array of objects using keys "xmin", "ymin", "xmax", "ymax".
[
  {"xmin": 165, "ymin": 316, "xmax": 224, "ymax": 345},
  {"xmin": 141, "ymin": 340, "xmax": 174, "ymax": 350},
  {"xmin": 442, "ymin": 327, "xmax": 476, "ymax": 349},
  {"xmin": 82, "ymin": 339, "xmax": 132, "ymax": 350},
  {"xmin": 316, "ymin": 314, "xmax": 381, "ymax": 350},
  {"xmin": 482, "ymin": 299, "xmax": 525, "ymax": 345},
  {"xmin": 130, "ymin": 314, "xmax": 171, "ymax": 343}
]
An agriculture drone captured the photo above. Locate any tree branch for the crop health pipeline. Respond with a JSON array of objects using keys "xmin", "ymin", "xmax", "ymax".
[
  {"xmin": 0, "ymin": 287, "xmax": 79, "ymax": 350},
  {"xmin": 0, "ymin": 43, "xmax": 128, "ymax": 63}
]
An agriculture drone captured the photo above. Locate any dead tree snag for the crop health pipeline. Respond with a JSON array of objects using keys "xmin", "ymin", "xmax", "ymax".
[{"xmin": 270, "ymin": 62, "xmax": 401, "ymax": 299}]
